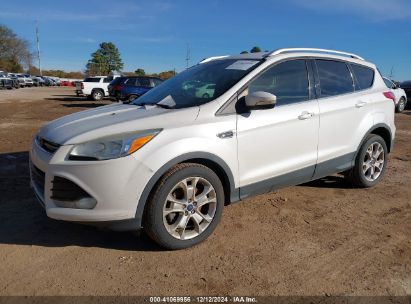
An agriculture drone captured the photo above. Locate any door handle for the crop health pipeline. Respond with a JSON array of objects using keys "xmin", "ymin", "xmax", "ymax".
[
  {"xmin": 355, "ymin": 101, "xmax": 367, "ymax": 108},
  {"xmin": 298, "ymin": 111, "xmax": 314, "ymax": 120},
  {"xmin": 217, "ymin": 130, "xmax": 234, "ymax": 139}
]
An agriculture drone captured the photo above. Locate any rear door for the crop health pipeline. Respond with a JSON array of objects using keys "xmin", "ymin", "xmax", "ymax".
[{"xmin": 313, "ymin": 59, "xmax": 373, "ymax": 178}]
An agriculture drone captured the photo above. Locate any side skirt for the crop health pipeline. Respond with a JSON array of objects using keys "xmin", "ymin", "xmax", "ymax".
[{"xmin": 238, "ymin": 152, "xmax": 355, "ymax": 200}]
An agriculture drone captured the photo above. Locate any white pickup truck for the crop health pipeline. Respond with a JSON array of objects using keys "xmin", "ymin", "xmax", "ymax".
[{"xmin": 76, "ymin": 76, "xmax": 118, "ymax": 101}]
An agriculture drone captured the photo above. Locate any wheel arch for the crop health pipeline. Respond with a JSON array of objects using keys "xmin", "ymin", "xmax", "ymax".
[
  {"xmin": 356, "ymin": 123, "xmax": 393, "ymax": 158},
  {"xmin": 91, "ymin": 88, "xmax": 104, "ymax": 95},
  {"xmin": 135, "ymin": 152, "xmax": 239, "ymax": 229}
]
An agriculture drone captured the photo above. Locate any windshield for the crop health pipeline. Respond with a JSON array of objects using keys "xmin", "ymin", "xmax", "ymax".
[{"xmin": 132, "ymin": 59, "xmax": 262, "ymax": 109}]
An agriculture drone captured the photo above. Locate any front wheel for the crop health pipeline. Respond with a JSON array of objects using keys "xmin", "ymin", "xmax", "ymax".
[
  {"xmin": 144, "ymin": 163, "xmax": 224, "ymax": 250},
  {"xmin": 345, "ymin": 134, "xmax": 388, "ymax": 188}
]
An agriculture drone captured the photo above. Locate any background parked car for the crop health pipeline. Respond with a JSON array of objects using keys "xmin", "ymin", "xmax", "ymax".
[
  {"xmin": 48, "ymin": 77, "xmax": 61, "ymax": 86},
  {"xmin": 0, "ymin": 72, "xmax": 13, "ymax": 90},
  {"xmin": 383, "ymin": 77, "xmax": 407, "ymax": 113},
  {"xmin": 33, "ymin": 76, "xmax": 45, "ymax": 87},
  {"xmin": 16, "ymin": 74, "xmax": 33, "ymax": 87},
  {"xmin": 107, "ymin": 76, "xmax": 128, "ymax": 100},
  {"xmin": 42, "ymin": 77, "xmax": 55, "ymax": 86},
  {"xmin": 400, "ymin": 80, "xmax": 411, "ymax": 106},
  {"xmin": 7, "ymin": 73, "xmax": 20, "ymax": 89},
  {"xmin": 76, "ymin": 75, "xmax": 119, "ymax": 101},
  {"xmin": 113, "ymin": 76, "xmax": 163, "ymax": 102},
  {"xmin": 195, "ymin": 83, "xmax": 216, "ymax": 98}
]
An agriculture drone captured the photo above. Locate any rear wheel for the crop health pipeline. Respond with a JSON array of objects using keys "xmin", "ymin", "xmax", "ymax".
[
  {"xmin": 91, "ymin": 89, "xmax": 104, "ymax": 101},
  {"xmin": 127, "ymin": 94, "xmax": 138, "ymax": 103},
  {"xmin": 345, "ymin": 134, "xmax": 388, "ymax": 188},
  {"xmin": 144, "ymin": 163, "xmax": 224, "ymax": 250},
  {"xmin": 396, "ymin": 97, "xmax": 406, "ymax": 113}
]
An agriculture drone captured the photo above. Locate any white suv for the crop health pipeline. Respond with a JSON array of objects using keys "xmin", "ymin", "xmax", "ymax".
[
  {"xmin": 76, "ymin": 76, "xmax": 118, "ymax": 101},
  {"xmin": 383, "ymin": 77, "xmax": 407, "ymax": 113},
  {"xmin": 30, "ymin": 48, "xmax": 396, "ymax": 249}
]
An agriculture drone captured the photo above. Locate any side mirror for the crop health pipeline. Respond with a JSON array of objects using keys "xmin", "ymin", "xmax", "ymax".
[{"xmin": 245, "ymin": 91, "xmax": 277, "ymax": 109}]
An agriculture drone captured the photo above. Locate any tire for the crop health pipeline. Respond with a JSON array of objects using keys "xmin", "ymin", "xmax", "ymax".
[
  {"xmin": 128, "ymin": 95, "xmax": 138, "ymax": 103},
  {"xmin": 91, "ymin": 89, "xmax": 104, "ymax": 101},
  {"xmin": 144, "ymin": 163, "xmax": 224, "ymax": 250},
  {"xmin": 396, "ymin": 97, "xmax": 406, "ymax": 113},
  {"xmin": 345, "ymin": 134, "xmax": 388, "ymax": 188}
]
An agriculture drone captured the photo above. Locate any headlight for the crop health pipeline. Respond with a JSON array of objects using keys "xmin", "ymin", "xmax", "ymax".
[{"xmin": 68, "ymin": 129, "xmax": 161, "ymax": 161}]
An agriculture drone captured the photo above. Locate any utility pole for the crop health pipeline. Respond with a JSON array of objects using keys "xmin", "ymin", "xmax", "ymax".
[
  {"xmin": 185, "ymin": 43, "xmax": 191, "ymax": 69},
  {"xmin": 35, "ymin": 20, "xmax": 42, "ymax": 76}
]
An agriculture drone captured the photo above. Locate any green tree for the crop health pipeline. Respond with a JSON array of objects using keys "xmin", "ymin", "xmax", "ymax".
[
  {"xmin": 250, "ymin": 46, "xmax": 262, "ymax": 53},
  {"xmin": 134, "ymin": 68, "xmax": 145, "ymax": 76},
  {"xmin": 0, "ymin": 24, "xmax": 32, "ymax": 72},
  {"xmin": 85, "ymin": 42, "xmax": 123, "ymax": 75}
]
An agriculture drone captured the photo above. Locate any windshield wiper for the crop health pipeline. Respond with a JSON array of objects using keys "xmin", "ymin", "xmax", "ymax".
[
  {"xmin": 134, "ymin": 102, "xmax": 174, "ymax": 109},
  {"xmin": 155, "ymin": 103, "xmax": 174, "ymax": 109}
]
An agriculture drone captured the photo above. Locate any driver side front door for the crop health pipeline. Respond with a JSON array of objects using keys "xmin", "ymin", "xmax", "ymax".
[{"xmin": 236, "ymin": 59, "xmax": 320, "ymax": 199}]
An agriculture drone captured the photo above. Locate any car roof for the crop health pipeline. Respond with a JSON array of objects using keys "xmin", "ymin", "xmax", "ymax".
[
  {"xmin": 201, "ymin": 48, "xmax": 374, "ymax": 68},
  {"xmin": 123, "ymin": 76, "xmax": 162, "ymax": 80}
]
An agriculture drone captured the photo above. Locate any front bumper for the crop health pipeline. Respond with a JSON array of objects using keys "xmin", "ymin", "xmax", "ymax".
[{"xmin": 29, "ymin": 137, "xmax": 152, "ymax": 226}]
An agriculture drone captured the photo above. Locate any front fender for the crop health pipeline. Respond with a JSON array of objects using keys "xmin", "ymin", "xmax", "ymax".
[{"xmin": 133, "ymin": 148, "xmax": 238, "ymax": 229}]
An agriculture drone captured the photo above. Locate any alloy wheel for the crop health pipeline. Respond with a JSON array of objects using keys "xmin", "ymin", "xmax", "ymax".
[
  {"xmin": 362, "ymin": 142, "xmax": 385, "ymax": 182},
  {"xmin": 162, "ymin": 176, "xmax": 217, "ymax": 240}
]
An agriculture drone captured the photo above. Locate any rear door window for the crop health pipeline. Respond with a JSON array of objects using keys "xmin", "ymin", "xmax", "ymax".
[
  {"xmin": 351, "ymin": 64, "xmax": 375, "ymax": 90},
  {"xmin": 316, "ymin": 60, "xmax": 354, "ymax": 97},
  {"xmin": 138, "ymin": 78, "xmax": 152, "ymax": 87},
  {"xmin": 153, "ymin": 79, "xmax": 163, "ymax": 86},
  {"xmin": 84, "ymin": 77, "xmax": 100, "ymax": 82}
]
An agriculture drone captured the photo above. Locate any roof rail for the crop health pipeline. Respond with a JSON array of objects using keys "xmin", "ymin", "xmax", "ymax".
[
  {"xmin": 199, "ymin": 55, "xmax": 229, "ymax": 64},
  {"xmin": 265, "ymin": 48, "xmax": 364, "ymax": 60}
]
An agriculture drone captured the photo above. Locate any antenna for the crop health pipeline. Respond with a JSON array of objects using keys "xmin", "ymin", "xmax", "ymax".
[
  {"xmin": 185, "ymin": 43, "xmax": 191, "ymax": 69},
  {"xmin": 35, "ymin": 20, "xmax": 42, "ymax": 76},
  {"xmin": 389, "ymin": 66, "xmax": 394, "ymax": 79}
]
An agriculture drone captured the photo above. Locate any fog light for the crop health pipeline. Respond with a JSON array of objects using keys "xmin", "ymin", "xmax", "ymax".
[{"xmin": 54, "ymin": 197, "xmax": 97, "ymax": 209}]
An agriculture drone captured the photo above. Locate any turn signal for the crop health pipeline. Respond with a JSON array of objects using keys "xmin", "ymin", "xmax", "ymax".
[{"xmin": 127, "ymin": 135, "xmax": 155, "ymax": 154}]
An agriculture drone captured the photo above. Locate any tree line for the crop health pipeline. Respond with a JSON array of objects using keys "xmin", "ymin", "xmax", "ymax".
[
  {"xmin": 85, "ymin": 42, "xmax": 175, "ymax": 80},
  {"xmin": 0, "ymin": 24, "xmax": 33, "ymax": 72},
  {"xmin": 2, "ymin": 24, "xmax": 264, "ymax": 80}
]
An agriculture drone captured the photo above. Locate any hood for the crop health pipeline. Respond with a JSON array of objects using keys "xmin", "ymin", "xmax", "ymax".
[{"xmin": 38, "ymin": 103, "xmax": 199, "ymax": 145}]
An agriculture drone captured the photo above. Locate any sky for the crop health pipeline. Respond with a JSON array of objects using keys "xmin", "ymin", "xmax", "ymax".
[{"xmin": 1, "ymin": 0, "xmax": 411, "ymax": 80}]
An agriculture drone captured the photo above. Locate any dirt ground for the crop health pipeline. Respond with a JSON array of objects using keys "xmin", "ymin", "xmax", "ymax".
[{"xmin": 0, "ymin": 87, "xmax": 410, "ymax": 296}]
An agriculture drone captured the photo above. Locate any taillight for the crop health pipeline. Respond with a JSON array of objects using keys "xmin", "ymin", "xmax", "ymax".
[
  {"xmin": 81, "ymin": 82, "xmax": 84, "ymax": 89},
  {"xmin": 383, "ymin": 91, "xmax": 395, "ymax": 103},
  {"xmin": 113, "ymin": 85, "xmax": 123, "ymax": 90}
]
